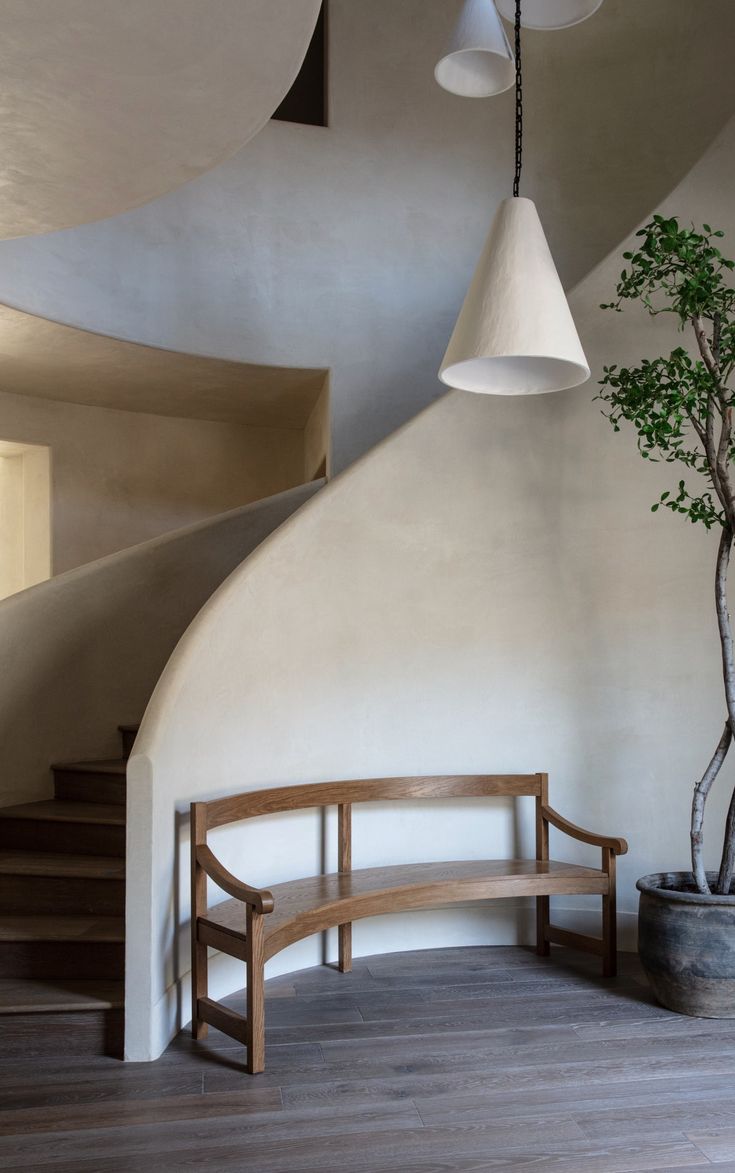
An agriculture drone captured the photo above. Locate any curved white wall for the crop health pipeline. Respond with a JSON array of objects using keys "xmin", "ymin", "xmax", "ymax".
[
  {"xmin": 0, "ymin": 481, "xmax": 320, "ymax": 811},
  {"xmin": 127, "ymin": 388, "xmax": 565, "ymax": 1060},
  {"xmin": 127, "ymin": 114, "xmax": 735, "ymax": 1063},
  {"xmin": 0, "ymin": 0, "xmax": 731, "ymax": 469}
]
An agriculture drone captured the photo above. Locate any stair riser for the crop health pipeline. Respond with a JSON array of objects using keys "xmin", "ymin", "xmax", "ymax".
[
  {"xmin": 53, "ymin": 772, "xmax": 126, "ymax": 806},
  {"xmin": 0, "ymin": 875, "xmax": 125, "ymax": 917},
  {"xmin": 0, "ymin": 820, "xmax": 125, "ymax": 857},
  {"xmin": 0, "ymin": 941, "xmax": 125, "ymax": 981},
  {"xmin": 0, "ymin": 1008, "xmax": 124, "ymax": 1058}
]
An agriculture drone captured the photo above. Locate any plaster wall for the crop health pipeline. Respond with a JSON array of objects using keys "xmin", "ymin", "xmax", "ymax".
[
  {"xmin": 0, "ymin": 390, "xmax": 307, "ymax": 575},
  {"xmin": 304, "ymin": 380, "xmax": 331, "ymax": 480},
  {"xmin": 20, "ymin": 446, "xmax": 51, "ymax": 589},
  {"xmin": 0, "ymin": 455, "xmax": 24, "ymax": 598},
  {"xmin": 127, "ymin": 388, "xmax": 564, "ymax": 1060},
  {"xmin": 556, "ymin": 118, "xmax": 735, "ymax": 902},
  {"xmin": 126, "ymin": 114, "xmax": 735, "ymax": 1063},
  {"xmin": 0, "ymin": 0, "xmax": 730, "ymax": 471},
  {"xmin": 0, "ymin": 441, "xmax": 51, "ymax": 598}
]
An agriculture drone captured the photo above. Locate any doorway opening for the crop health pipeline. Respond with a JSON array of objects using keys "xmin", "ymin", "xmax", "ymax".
[{"xmin": 0, "ymin": 439, "xmax": 51, "ymax": 601}]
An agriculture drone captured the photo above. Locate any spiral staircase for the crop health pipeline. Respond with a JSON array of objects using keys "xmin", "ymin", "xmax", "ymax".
[{"xmin": 0, "ymin": 0, "xmax": 734, "ymax": 1060}]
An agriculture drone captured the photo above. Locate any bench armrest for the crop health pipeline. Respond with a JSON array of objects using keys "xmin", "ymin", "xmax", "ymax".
[
  {"xmin": 541, "ymin": 805, "xmax": 628, "ymax": 856},
  {"xmin": 196, "ymin": 845, "xmax": 275, "ymax": 914}
]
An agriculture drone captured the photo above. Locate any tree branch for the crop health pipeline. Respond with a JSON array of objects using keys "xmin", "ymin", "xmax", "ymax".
[
  {"xmin": 687, "ymin": 408, "xmax": 707, "ymax": 450},
  {"xmin": 693, "ymin": 314, "xmax": 724, "ymax": 387},
  {"xmin": 691, "ymin": 313, "xmax": 735, "ymax": 529},
  {"xmin": 697, "ymin": 524, "xmax": 735, "ymax": 896},
  {"xmin": 698, "ymin": 394, "xmax": 733, "ymax": 527},
  {"xmin": 692, "ymin": 721, "xmax": 732, "ymax": 894},
  {"xmin": 717, "ymin": 781, "xmax": 735, "ymax": 895},
  {"xmin": 715, "ymin": 524, "xmax": 735, "ymax": 737}
]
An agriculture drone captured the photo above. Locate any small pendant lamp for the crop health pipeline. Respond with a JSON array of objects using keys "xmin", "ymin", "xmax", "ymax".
[
  {"xmin": 496, "ymin": 0, "xmax": 603, "ymax": 29},
  {"xmin": 435, "ymin": 0, "xmax": 515, "ymax": 98},
  {"xmin": 438, "ymin": 0, "xmax": 589, "ymax": 395}
]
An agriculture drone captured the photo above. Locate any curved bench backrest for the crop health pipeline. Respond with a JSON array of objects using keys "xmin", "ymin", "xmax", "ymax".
[{"xmin": 204, "ymin": 774, "xmax": 545, "ymax": 830}]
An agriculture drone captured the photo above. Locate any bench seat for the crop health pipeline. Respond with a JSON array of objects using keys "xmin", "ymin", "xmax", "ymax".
[{"xmin": 198, "ymin": 858, "xmax": 608, "ymax": 962}]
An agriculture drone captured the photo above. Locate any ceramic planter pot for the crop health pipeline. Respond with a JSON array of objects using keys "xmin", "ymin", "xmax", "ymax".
[{"xmin": 637, "ymin": 871, "xmax": 735, "ymax": 1017}]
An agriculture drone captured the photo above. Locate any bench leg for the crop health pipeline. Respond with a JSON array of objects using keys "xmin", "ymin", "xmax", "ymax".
[
  {"xmin": 246, "ymin": 907, "xmax": 266, "ymax": 1073},
  {"xmin": 338, "ymin": 923, "xmax": 352, "ymax": 973},
  {"xmin": 602, "ymin": 847, "xmax": 617, "ymax": 978},
  {"xmin": 536, "ymin": 895, "xmax": 550, "ymax": 958},
  {"xmin": 191, "ymin": 931, "xmax": 209, "ymax": 1040},
  {"xmin": 190, "ymin": 806, "xmax": 209, "ymax": 1041}
]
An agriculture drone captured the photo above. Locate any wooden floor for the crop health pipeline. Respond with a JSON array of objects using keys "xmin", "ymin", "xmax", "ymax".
[{"xmin": 1, "ymin": 945, "xmax": 735, "ymax": 1171}]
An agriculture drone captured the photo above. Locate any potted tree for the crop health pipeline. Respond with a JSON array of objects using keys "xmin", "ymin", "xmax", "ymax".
[{"xmin": 599, "ymin": 214, "xmax": 735, "ymax": 1017}]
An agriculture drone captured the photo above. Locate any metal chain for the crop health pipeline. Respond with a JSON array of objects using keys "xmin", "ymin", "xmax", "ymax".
[{"xmin": 513, "ymin": 0, "xmax": 523, "ymax": 197}]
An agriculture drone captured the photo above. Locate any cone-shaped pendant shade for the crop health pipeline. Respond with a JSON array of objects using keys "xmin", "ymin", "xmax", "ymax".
[
  {"xmin": 435, "ymin": 0, "xmax": 515, "ymax": 98},
  {"xmin": 496, "ymin": 0, "xmax": 603, "ymax": 29},
  {"xmin": 439, "ymin": 197, "xmax": 589, "ymax": 395}
]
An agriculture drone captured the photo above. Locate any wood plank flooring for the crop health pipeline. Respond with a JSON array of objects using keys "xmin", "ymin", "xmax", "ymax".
[{"xmin": 1, "ymin": 945, "xmax": 735, "ymax": 1171}]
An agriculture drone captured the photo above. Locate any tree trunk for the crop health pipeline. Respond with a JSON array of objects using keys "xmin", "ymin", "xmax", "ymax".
[
  {"xmin": 714, "ymin": 524, "xmax": 735, "ymax": 894},
  {"xmin": 690, "ymin": 525, "xmax": 735, "ymax": 895}
]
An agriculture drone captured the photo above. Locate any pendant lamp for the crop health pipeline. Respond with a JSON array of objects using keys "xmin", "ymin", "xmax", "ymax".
[
  {"xmin": 435, "ymin": 0, "xmax": 515, "ymax": 98},
  {"xmin": 439, "ymin": 197, "xmax": 589, "ymax": 393},
  {"xmin": 438, "ymin": 0, "xmax": 589, "ymax": 395},
  {"xmin": 496, "ymin": 0, "xmax": 604, "ymax": 29}
]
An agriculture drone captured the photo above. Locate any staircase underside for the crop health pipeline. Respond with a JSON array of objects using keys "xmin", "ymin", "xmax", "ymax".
[
  {"xmin": 0, "ymin": 0, "xmax": 323, "ymax": 238},
  {"xmin": 0, "ymin": 303, "xmax": 328, "ymax": 428}
]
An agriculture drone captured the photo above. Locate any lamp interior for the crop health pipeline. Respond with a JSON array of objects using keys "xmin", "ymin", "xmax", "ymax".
[
  {"xmin": 434, "ymin": 48, "xmax": 515, "ymax": 98},
  {"xmin": 441, "ymin": 354, "xmax": 590, "ymax": 395}
]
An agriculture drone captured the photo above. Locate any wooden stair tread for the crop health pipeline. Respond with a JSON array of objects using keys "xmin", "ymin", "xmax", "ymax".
[
  {"xmin": 52, "ymin": 759, "xmax": 127, "ymax": 775},
  {"xmin": 202, "ymin": 859, "xmax": 608, "ymax": 957},
  {"xmin": 0, "ymin": 850, "xmax": 125, "ymax": 879},
  {"xmin": 0, "ymin": 800, "xmax": 126, "ymax": 825},
  {"xmin": 0, "ymin": 978, "xmax": 124, "ymax": 1014},
  {"xmin": 0, "ymin": 915, "xmax": 125, "ymax": 943}
]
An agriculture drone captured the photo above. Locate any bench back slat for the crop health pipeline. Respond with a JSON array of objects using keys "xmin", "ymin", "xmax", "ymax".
[{"xmin": 204, "ymin": 774, "xmax": 543, "ymax": 830}]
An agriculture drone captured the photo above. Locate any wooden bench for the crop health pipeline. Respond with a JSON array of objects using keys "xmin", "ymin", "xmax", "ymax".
[{"xmin": 190, "ymin": 774, "xmax": 628, "ymax": 1073}]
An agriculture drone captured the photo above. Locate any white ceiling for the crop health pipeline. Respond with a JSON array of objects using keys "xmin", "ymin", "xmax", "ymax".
[{"xmin": 0, "ymin": 0, "xmax": 322, "ymax": 238}]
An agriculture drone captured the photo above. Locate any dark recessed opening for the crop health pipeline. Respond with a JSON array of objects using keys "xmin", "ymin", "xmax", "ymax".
[{"xmin": 272, "ymin": 2, "xmax": 328, "ymax": 128}]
